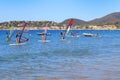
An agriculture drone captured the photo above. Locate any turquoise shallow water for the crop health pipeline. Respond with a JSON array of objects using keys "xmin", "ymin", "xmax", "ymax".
[{"xmin": 0, "ymin": 30, "xmax": 120, "ymax": 80}]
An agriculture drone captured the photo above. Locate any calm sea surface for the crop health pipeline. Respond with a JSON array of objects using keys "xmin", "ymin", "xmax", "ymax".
[{"xmin": 0, "ymin": 30, "xmax": 120, "ymax": 80}]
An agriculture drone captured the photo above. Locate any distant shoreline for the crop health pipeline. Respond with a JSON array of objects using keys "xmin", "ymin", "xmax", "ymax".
[{"xmin": 1, "ymin": 29, "xmax": 120, "ymax": 30}]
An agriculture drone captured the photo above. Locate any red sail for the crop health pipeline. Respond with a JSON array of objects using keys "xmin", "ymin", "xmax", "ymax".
[{"xmin": 68, "ymin": 19, "xmax": 74, "ymax": 27}]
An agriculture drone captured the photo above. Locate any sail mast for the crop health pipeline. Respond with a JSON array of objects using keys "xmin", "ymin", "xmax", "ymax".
[
  {"xmin": 18, "ymin": 22, "xmax": 27, "ymax": 43},
  {"xmin": 65, "ymin": 19, "xmax": 74, "ymax": 37}
]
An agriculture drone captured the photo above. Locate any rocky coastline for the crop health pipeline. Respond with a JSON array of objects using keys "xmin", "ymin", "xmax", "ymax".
[{"xmin": 0, "ymin": 21, "xmax": 118, "ymax": 30}]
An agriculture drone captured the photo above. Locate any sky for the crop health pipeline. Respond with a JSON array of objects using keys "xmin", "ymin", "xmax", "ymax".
[{"xmin": 0, "ymin": 0, "xmax": 120, "ymax": 22}]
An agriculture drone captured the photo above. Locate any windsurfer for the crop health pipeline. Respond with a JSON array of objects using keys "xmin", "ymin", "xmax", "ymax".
[
  {"xmin": 70, "ymin": 32, "xmax": 74, "ymax": 37},
  {"xmin": 60, "ymin": 31, "xmax": 65, "ymax": 40},
  {"xmin": 6, "ymin": 32, "xmax": 10, "ymax": 42},
  {"xmin": 16, "ymin": 32, "xmax": 20, "ymax": 44},
  {"xmin": 42, "ymin": 32, "xmax": 46, "ymax": 41}
]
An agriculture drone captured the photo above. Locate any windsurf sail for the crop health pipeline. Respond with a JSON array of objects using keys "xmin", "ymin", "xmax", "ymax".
[
  {"xmin": 65, "ymin": 19, "xmax": 74, "ymax": 36},
  {"xmin": 37, "ymin": 23, "xmax": 51, "ymax": 36},
  {"xmin": 44, "ymin": 23, "xmax": 48, "ymax": 34},
  {"xmin": 6, "ymin": 23, "xmax": 14, "ymax": 42},
  {"xmin": 17, "ymin": 22, "xmax": 29, "ymax": 43},
  {"xmin": 44, "ymin": 23, "xmax": 51, "ymax": 36}
]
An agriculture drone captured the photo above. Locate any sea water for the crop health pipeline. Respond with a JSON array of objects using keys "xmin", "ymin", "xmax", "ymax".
[{"xmin": 0, "ymin": 30, "xmax": 120, "ymax": 80}]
